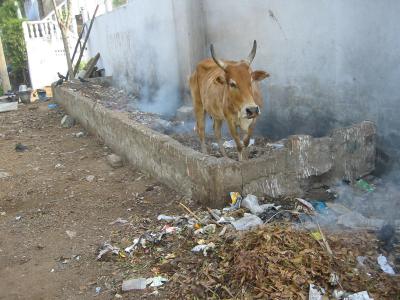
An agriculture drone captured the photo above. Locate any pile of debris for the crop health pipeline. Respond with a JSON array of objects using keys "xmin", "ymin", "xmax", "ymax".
[
  {"xmin": 95, "ymin": 186, "xmax": 400, "ymax": 298},
  {"xmin": 171, "ymin": 224, "xmax": 399, "ymax": 299}
]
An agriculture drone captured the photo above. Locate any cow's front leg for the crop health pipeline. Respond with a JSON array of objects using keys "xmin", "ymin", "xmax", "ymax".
[
  {"xmin": 227, "ymin": 118, "xmax": 244, "ymax": 161},
  {"xmin": 213, "ymin": 119, "xmax": 227, "ymax": 157}
]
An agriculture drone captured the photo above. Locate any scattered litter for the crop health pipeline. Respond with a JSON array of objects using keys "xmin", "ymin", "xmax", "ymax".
[
  {"xmin": 191, "ymin": 242, "xmax": 215, "ymax": 256},
  {"xmin": 86, "ymin": 175, "xmax": 95, "ymax": 182},
  {"xmin": 309, "ymin": 284, "xmax": 325, "ymax": 300},
  {"xmin": 114, "ymin": 294, "xmax": 122, "ymax": 298},
  {"xmin": 267, "ymin": 142, "xmax": 284, "ymax": 149},
  {"xmin": 310, "ymin": 200, "xmax": 328, "ymax": 214},
  {"xmin": 15, "ymin": 143, "xmax": 28, "ymax": 152},
  {"xmin": 145, "ymin": 276, "xmax": 168, "ymax": 287},
  {"xmin": 157, "ymin": 214, "xmax": 177, "ymax": 221},
  {"xmin": 194, "ymin": 224, "xmax": 216, "ymax": 235},
  {"xmin": 344, "ymin": 291, "xmax": 373, "ymax": 300},
  {"xmin": 55, "ymin": 163, "xmax": 63, "ymax": 169},
  {"xmin": 311, "ymin": 231, "xmax": 323, "ymax": 241},
  {"xmin": 50, "ymin": 268, "xmax": 55, "ymax": 272},
  {"xmin": 15, "ymin": 215, "xmax": 22, "ymax": 221},
  {"xmin": 75, "ymin": 132, "xmax": 85, "ymax": 138},
  {"xmin": 122, "ymin": 278, "xmax": 147, "ymax": 291},
  {"xmin": 61, "ymin": 115, "xmax": 75, "ymax": 128},
  {"xmin": 107, "ymin": 154, "xmax": 123, "ymax": 168},
  {"xmin": 97, "ymin": 242, "xmax": 120, "ymax": 260},
  {"xmin": 223, "ymin": 192, "xmax": 242, "ymax": 212},
  {"xmin": 95, "ymin": 287, "xmax": 101, "ymax": 294},
  {"xmin": 162, "ymin": 224, "xmax": 179, "ymax": 234},
  {"xmin": 0, "ymin": 212, "xmax": 6, "ymax": 216},
  {"xmin": 231, "ymin": 213, "xmax": 263, "ymax": 231},
  {"xmin": 66, "ymin": 230, "xmax": 77, "ymax": 239},
  {"xmin": 0, "ymin": 172, "xmax": 10, "ymax": 179},
  {"xmin": 355, "ymin": 179, "xmax": 375, "ymax": 192},
  {"xmin": 109, "ymin": 218, "xmax": 128, "ymax": 225},
  {"xmin": 377, "ymin": 254, "xmax": 395, "ymax": 275},
  {"xmin": 223, "ymin": 139, "xmax": 254, "ymax": 148},
  {"xmin": 241, "ymin": 194, "xmax": 279, "ymax": 215},
  {"xmin": 356, "ymin": 256, "xmax": 367, "ymax": 268},
  {"xmin": 329, "ymin": 272, "xmax": 339, "ymax": 286},
  {"xmin": 295, "ymin": 198, "xmax": 315, "ymax": 214},
  {"xmin": 48, "ymin": 103, "xmax": 58, "ymax": 109}
]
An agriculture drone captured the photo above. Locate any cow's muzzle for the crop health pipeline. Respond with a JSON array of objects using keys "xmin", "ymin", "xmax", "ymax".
[{"xmin": 245, "ymin": 106, "xmax": 260, "ymax": 119}]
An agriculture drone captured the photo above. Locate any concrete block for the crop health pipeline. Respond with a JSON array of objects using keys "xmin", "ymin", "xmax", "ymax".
[{"xmin": 53, "ymin": 84, "xmax": 376, "ymax": 207}]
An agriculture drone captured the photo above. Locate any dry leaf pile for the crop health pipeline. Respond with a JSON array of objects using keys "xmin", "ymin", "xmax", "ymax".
[{"xmin": 170, "ymin": 223, "xmax": 400, "ymax": 299}]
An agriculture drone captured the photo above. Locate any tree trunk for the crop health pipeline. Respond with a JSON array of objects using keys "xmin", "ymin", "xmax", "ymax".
[
  {"xmin": 52, "ymin": 0, "xmax": 74, "ymax": 80},
  {"xmin": 0, "ymin": 36, "xmax": 11, "ymax": 92}
]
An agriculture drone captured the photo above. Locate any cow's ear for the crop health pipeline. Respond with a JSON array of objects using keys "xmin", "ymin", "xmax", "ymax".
[
  {"xmin": 215, "ymin": 75, "xmax": 226, "ymax": 85},
  {"xmin": 252, "ymin": 70, "xmax": 270, "ymax": 81}
]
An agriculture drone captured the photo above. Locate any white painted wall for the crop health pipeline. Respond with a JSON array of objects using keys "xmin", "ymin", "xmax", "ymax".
[
  {"xmin": 87, "ymin": 0, "xmax": 205, "ymax": 115},
  {"xmin": 87, "ymin": 0, "xmax": 400, "ymax": 157},
  {"xmin": 202, "ymin": 0, "xmax": 400, "ymax": 157}
]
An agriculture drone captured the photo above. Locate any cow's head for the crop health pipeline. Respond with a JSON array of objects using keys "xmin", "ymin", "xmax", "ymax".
[{"xmin": 211, "ymin": 40, "xmax": 269, "ymax": 119}]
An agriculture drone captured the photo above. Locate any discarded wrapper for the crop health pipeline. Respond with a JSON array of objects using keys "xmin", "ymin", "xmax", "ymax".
[
  {"xmin": 241, "ymin": 194, "xmax": 279, "ymax": 215},
  {"xmin": 191, "ymin": 242, "xmax": 215, "ymax": 256},
  {"xmin": 377, "ymin": 254, "xmax": 395, "ymax": 275},
  {"xmin": 145, "ymin": 276, "xmax": 168, "ymax": 287},
  {"xmin": 97, "ymin": 242, "xmax": 120, "ymax": 260},
  {"xmin": 231, "ymin": 213, "xmax": 263, "ymax": 231},
  {"xmin": 308, "ymin": 284, "xmax": 325, "ymax": 300},
  {"xmin": 109, "ymin": 218, "xmax": 129, "ymax": 225},
  {"xmin": 295, "ymin": 198, "xmax": 315, "ymax": 214},
  {"xmin": 344, "ymin": 291, "xmax": 373, "ymax": 300}
]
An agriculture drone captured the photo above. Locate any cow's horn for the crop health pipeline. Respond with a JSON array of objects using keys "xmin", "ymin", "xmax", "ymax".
[
  {"xmin": 210, "ymin": 44, "xmax": 226, "ymax": 71},
  {"xmin": 246, "ymin": 40, "xmax": 257, "ymax": 65}
]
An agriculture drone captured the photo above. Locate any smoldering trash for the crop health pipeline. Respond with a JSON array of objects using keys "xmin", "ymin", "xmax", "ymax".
[{"xmin": 94, "ymin": 184, "xmax": 399, "ymax": 299}]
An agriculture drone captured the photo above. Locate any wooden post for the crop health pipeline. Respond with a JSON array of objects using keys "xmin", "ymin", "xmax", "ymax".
[
  {"xmin": 83, "ymin": 53, "xmax": 100, "ymax": 78},
  {"xmin": 0, "ymin": 36, "xmax": 11, "ymax": 92},
  {"xmin": 52, "ymin": 0, "xmax": 74, "ymax": 80},
  {"xmin": 73, "ymin": 5, "xmax": 99, "ymax": 77}
]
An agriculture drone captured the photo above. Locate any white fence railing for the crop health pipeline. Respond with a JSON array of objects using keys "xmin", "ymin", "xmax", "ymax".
[{"xmin": 22, "ymin": 1, "xmax": 80, "ymax": 88}]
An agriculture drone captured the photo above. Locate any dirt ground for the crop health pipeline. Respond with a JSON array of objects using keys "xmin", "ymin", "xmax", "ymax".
[
  {"xmin": 1, "ymin": 101, "xmax": 399, "ymax": 300},
  {"xmin": 0, "ymin": 102, "xmax": 194, "ymax": 299}
]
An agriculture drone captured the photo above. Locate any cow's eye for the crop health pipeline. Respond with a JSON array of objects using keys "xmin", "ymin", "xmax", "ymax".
[{"xmin": 229, "ymin": 81, "xmax": 237, "ymax": 88}]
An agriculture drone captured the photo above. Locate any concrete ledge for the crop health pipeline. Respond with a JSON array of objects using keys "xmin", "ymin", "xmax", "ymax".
[{"xmin": 53, "ymin": 85, "xmax": 376, "ymax": 207}]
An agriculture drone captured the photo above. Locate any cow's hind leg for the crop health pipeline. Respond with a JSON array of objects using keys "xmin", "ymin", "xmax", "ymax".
[
  {"xmin": 227, "ymin": 118, "xmax": 243, "ymax": 161},
  {"xmin": 213, "ymin": 119, "xmax": 227, "ymax": 157},
  {"xmin": 190, "ymin": 72, "xmax": 207, "ymax": 154},
  {"xmin": 195, "ymin": 109, "xmax": 207, "ymax": 154}
]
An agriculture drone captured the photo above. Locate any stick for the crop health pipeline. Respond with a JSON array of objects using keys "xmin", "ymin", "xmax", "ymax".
[
  {"xmin": 64, "ymin": 24, "xmax": 87, "ymax": 79},
  {"xmin": 73, "ymin": 5, "xmax": 99, "ymax": 77},
  {"xmin": 179, "ymin": 202, "xmax": 201, "ymax": 222},
  {"xmin": 317, "ymin": 222, "xmax": 333, "ymax": 256}
]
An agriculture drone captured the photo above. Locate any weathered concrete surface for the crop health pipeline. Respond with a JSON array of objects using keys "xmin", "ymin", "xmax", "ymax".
[{"xmin": 53, "ymin": 85, "xmax": 376, "ymax": 207}]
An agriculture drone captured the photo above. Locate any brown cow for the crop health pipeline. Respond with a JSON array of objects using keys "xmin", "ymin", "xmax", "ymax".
[{"xmin": 189, "ymin": 40, "xmax": 270, "ymax": 161}]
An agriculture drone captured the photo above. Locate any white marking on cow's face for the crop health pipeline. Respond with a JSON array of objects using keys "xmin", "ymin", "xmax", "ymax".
[
  {"xmin": 229, "ymin": 79, "xmax": 238, "ymax": 89},
  {"xmin": 239, "ymin": 117, "xmax": 253, "ymax": 131}
]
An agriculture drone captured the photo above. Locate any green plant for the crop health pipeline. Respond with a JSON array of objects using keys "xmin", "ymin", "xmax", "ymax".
[
  {"xmin": 0, "ymin": 0, "xmax": 28, "ymax": 87},
  {"xmin": 113, "ymin": 0, "xmax": 127, "ymax": 8},
  {"xmin": 0, "ymin": 85, "xmax": 3, "ymax": 96}
]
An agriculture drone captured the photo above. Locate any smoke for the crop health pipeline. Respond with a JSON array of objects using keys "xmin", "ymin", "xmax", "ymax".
[{"xmin": 109, "ymin": 0, "xmax": 182, "ymax": 118}]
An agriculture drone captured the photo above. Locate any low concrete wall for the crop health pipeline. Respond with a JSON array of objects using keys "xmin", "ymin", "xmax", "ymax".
[{"xmin": 53, "ymin": 85, "xmax": 376, "ymax": 207}]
